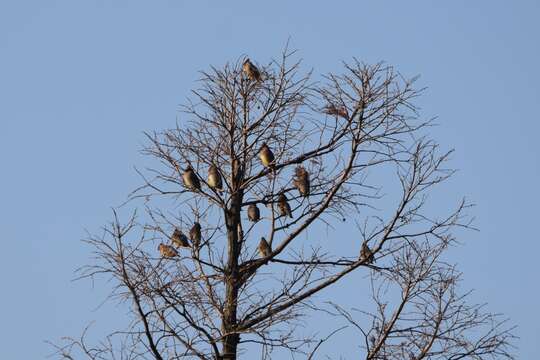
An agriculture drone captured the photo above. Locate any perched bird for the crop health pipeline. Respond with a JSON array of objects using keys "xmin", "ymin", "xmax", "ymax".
[
  {"xmin": 182, "ymin": 166, "xmax": 201, "ymax": 191},
  {"xmin": 258, "ymin": 237, "xmax": 272, "ymax": 258},
  {"xmin": 259, "ymin": 143, "xmax": 275, "ymax": 169},
  {"xmin": 158, "ymin": 243, "xmax": 178, "ymax": 258},
  {"xmin": 189, "ymin": 222, "xmax": 202, "ymax": 248},
  {"xmin": 207, "ymin": 164, "xmax": 223, "ymax": 192},
  {"xmin": 293, "ymin": 166, "xmax": 310, "ymax": 197},
  {"xmin": 242, "ymin": 58, "xmax": 261, "ymax": 82},
  {"xmin": 247, "ymin": 204, "xmax": 261, "ymax": 222},
  {"xmin": 323, "ymin": 103, "xmax": 349, "ymax": 118},
  {"xmin": 171, "ymin": 228, "xmax": 190, "ymax": 248},
  {"xmin": 360, "ymin": 241, "xmax": 375, "ymax": 264},
  {"xmin": 278, "ymin": 193, "xmax": 293, "ymax": 218}
]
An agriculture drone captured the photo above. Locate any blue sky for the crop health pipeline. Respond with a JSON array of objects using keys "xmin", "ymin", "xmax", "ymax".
[{"xmin": 0, "ymin": 0, "xmax": 538, "ymax": 358}]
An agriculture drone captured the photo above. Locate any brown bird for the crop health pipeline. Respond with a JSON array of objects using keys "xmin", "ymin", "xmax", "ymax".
[
  {"xmin": 247, "ymin": 204, "xmax": 261, "ymax": 222},
  {"xmin": 259, "ymin": 143, "xmax": 275, "ymax": 169},
  {"xmin": 293, "ymin": 166, "xmax": 310, "ymax": 197},
  {"xmin": 360, "ymin": 241, "xmax": 375, "ymax": 264},
  {"xmin": 171, "ymin": 228, "xmax": 190, "ymax": 248},
  {"xmin": 258, "ymin": 237, "xmax": 272, "ymax": 258},
  {"xmin": 242, "ymin": 58, "xmax": 261, "ymax": 82},
  {"xmin": 278, "ymin": 193, "xmax": 293, "ymax": 218},
  {"xmin": 323, "ymin": 103, "xmax": 349, "ymax": 118},
  {"xmin": 207, "ymin": 164, "xmax": 223, "ymax": 192},
  {"xmin": 189, "ymin": 222, "xmax": 202, "ymax": 248},
  {"xmin": 158, "ymin": 243, "xmax": 178, "ymax": 258},
  {"xmin": 182, "ymin": 166, "xmax": 201, "ymax": 191}
]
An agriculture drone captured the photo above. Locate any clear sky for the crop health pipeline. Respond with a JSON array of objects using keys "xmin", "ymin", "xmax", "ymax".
[{"xmin": 1, "ymin": 1, "xmax": 538, "ymax": 358}]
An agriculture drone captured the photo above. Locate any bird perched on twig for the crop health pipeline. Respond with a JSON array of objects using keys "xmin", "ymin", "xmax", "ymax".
[
  {"xmin": 259, "ymin": 143, "xmax": 275, "ymax": 169},
  {"xmin": 247, "ymin": 203, "xmax": 261, "ymax": 222},
  {"xmin": 207, "ymin": 164, "xmax": 223, "ymax": 192},
  {"xmin": 242, "ymin": 58, "xmax": 262, "ymax": 82},
  {"xmin": 293, "ymin": 166, "xmax": 310, "ymax": 197},
  {"xmin": 182, "ymin": 166, "xmax": 201, "ymax": 191},
  {"xmin": 278, "ymin": 193, "xmax": 293, "ymax": 218},
  {"xmin": 158, "ymin": 243, "xmax": 178, "ymax": 258},
  {"xmin": 171, "ymin": 228, "xmax": 190, "ymax": 248},
  {"xmin": 323, "ymin": 103, "xmax": 349, "ymax": 118},
  {"xmin": 189, "ymin": 222, "xmax": 202, "ymax": 248},
  {"xmin": 258, "ymin": 237, "xmax": 272, "ymax": 258},
  {"xmin": 360, "ymin": 240, "xmax": 375, "ymax": 264}
]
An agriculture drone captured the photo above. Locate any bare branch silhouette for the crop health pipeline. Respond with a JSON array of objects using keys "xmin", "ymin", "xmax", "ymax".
[{"xmin": 53, "ymin": 48, "xmax": 516, "ymax": 360}]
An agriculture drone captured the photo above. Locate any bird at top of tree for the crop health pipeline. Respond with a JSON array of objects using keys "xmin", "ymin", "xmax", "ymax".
[
  {"xmin": 258, "ymin": 237, "xmax": 272, "ymax": 258},
  {"xmin": 278, "ymin": 193, "xmax": 293, "ymax": 218},
  {"xmin": 182, "ymin": 166, "xmax": 201, "ymax": 191},
  {"xmin": 171, "ymin": 228, "xmax": 190, "ymax": 248},
  {"xmin": 259, "ymin": 143, "xmax": 275, "ymax": 169},
  {"xmin": 242, "ymin": 58, "xmax": 262, "ymax": 82},
  {"xmin": 189, "ymin": 222, "xmax": 202, "ymax": 248},
  {"xmin": 247, "ymin": 203, "xmax": 261, "ymax": 222},
  {"xmin": 207, "ymin": 164, "xmax": 223, "ymax": 192},
  {"xmin": 323, "ymin": 103, "xmax": 349, "ymax": 118},
  {"xmin": 360, "ymin": 240, "xmax": 375, "ymax": 264},
  {"xmin": 158, "ymin": 243, "xmax": 178, "ymax": 258},
  {"xmin": 293, "ymin": 166, "xmax": 310, "ymax": 197}
]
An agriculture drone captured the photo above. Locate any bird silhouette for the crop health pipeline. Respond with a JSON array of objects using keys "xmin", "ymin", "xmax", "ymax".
[
  {"xmin": 293, "ymin": 166, "xmax": 310, "ymax": 197},
  {"xmin": 258, "ymin": 237, "xmax": 272, "ymax": 258},
  {"xmin": 259, "ymin": 143, "xmax": 275, "ymax": 169},
  {"xmin": 242, "ymin": 58, "xmax": 261, "ymax": 82},
  {"xmin": 207, "ymin": 164, "xmax": 223, "ymax": 192},
  {"xmin": 247, "ymin": 203, "xmax": 261, "ymax": 222},
  {"xmin": 158, "ymin": 243, "xmax": 178, "ymax": 258},
  {"xmin": 278, "ymin": 193, "xmax": 293, "ymax": 218},
  {"xmin": 171, "ymin": 228, "xmax": 190, "ymax": 248},
  {"xmin": 360, "ymin": 240, "xmax": 375, "ymax": 264},
  {"xmin": 182, "ymin": 166, "xmax": 201, "ymax": 191},
  {"xmin": 189, "ymin": 222, "xmax": 202, "ymax": 248}
]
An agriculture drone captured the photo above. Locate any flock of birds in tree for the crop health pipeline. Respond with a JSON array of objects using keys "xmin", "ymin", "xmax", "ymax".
[{"xmin": 158, "ymin": 58, "xmax": 375, "ymax": 265}]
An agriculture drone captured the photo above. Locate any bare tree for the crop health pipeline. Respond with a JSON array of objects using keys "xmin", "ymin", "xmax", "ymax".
[{"xmin": 52, "ymin": 48, "xmax": 516, "ymax": 359}]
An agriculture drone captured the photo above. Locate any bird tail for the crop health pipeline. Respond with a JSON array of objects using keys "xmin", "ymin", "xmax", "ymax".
[{"xmin": 266, "ymin": 165, "xmax": 276, "ymax": 179}]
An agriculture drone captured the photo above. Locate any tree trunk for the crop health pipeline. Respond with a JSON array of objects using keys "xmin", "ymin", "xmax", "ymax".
[{"xmin": 222, "ymin": 191, "xmax": 243, "ymax": 359}]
